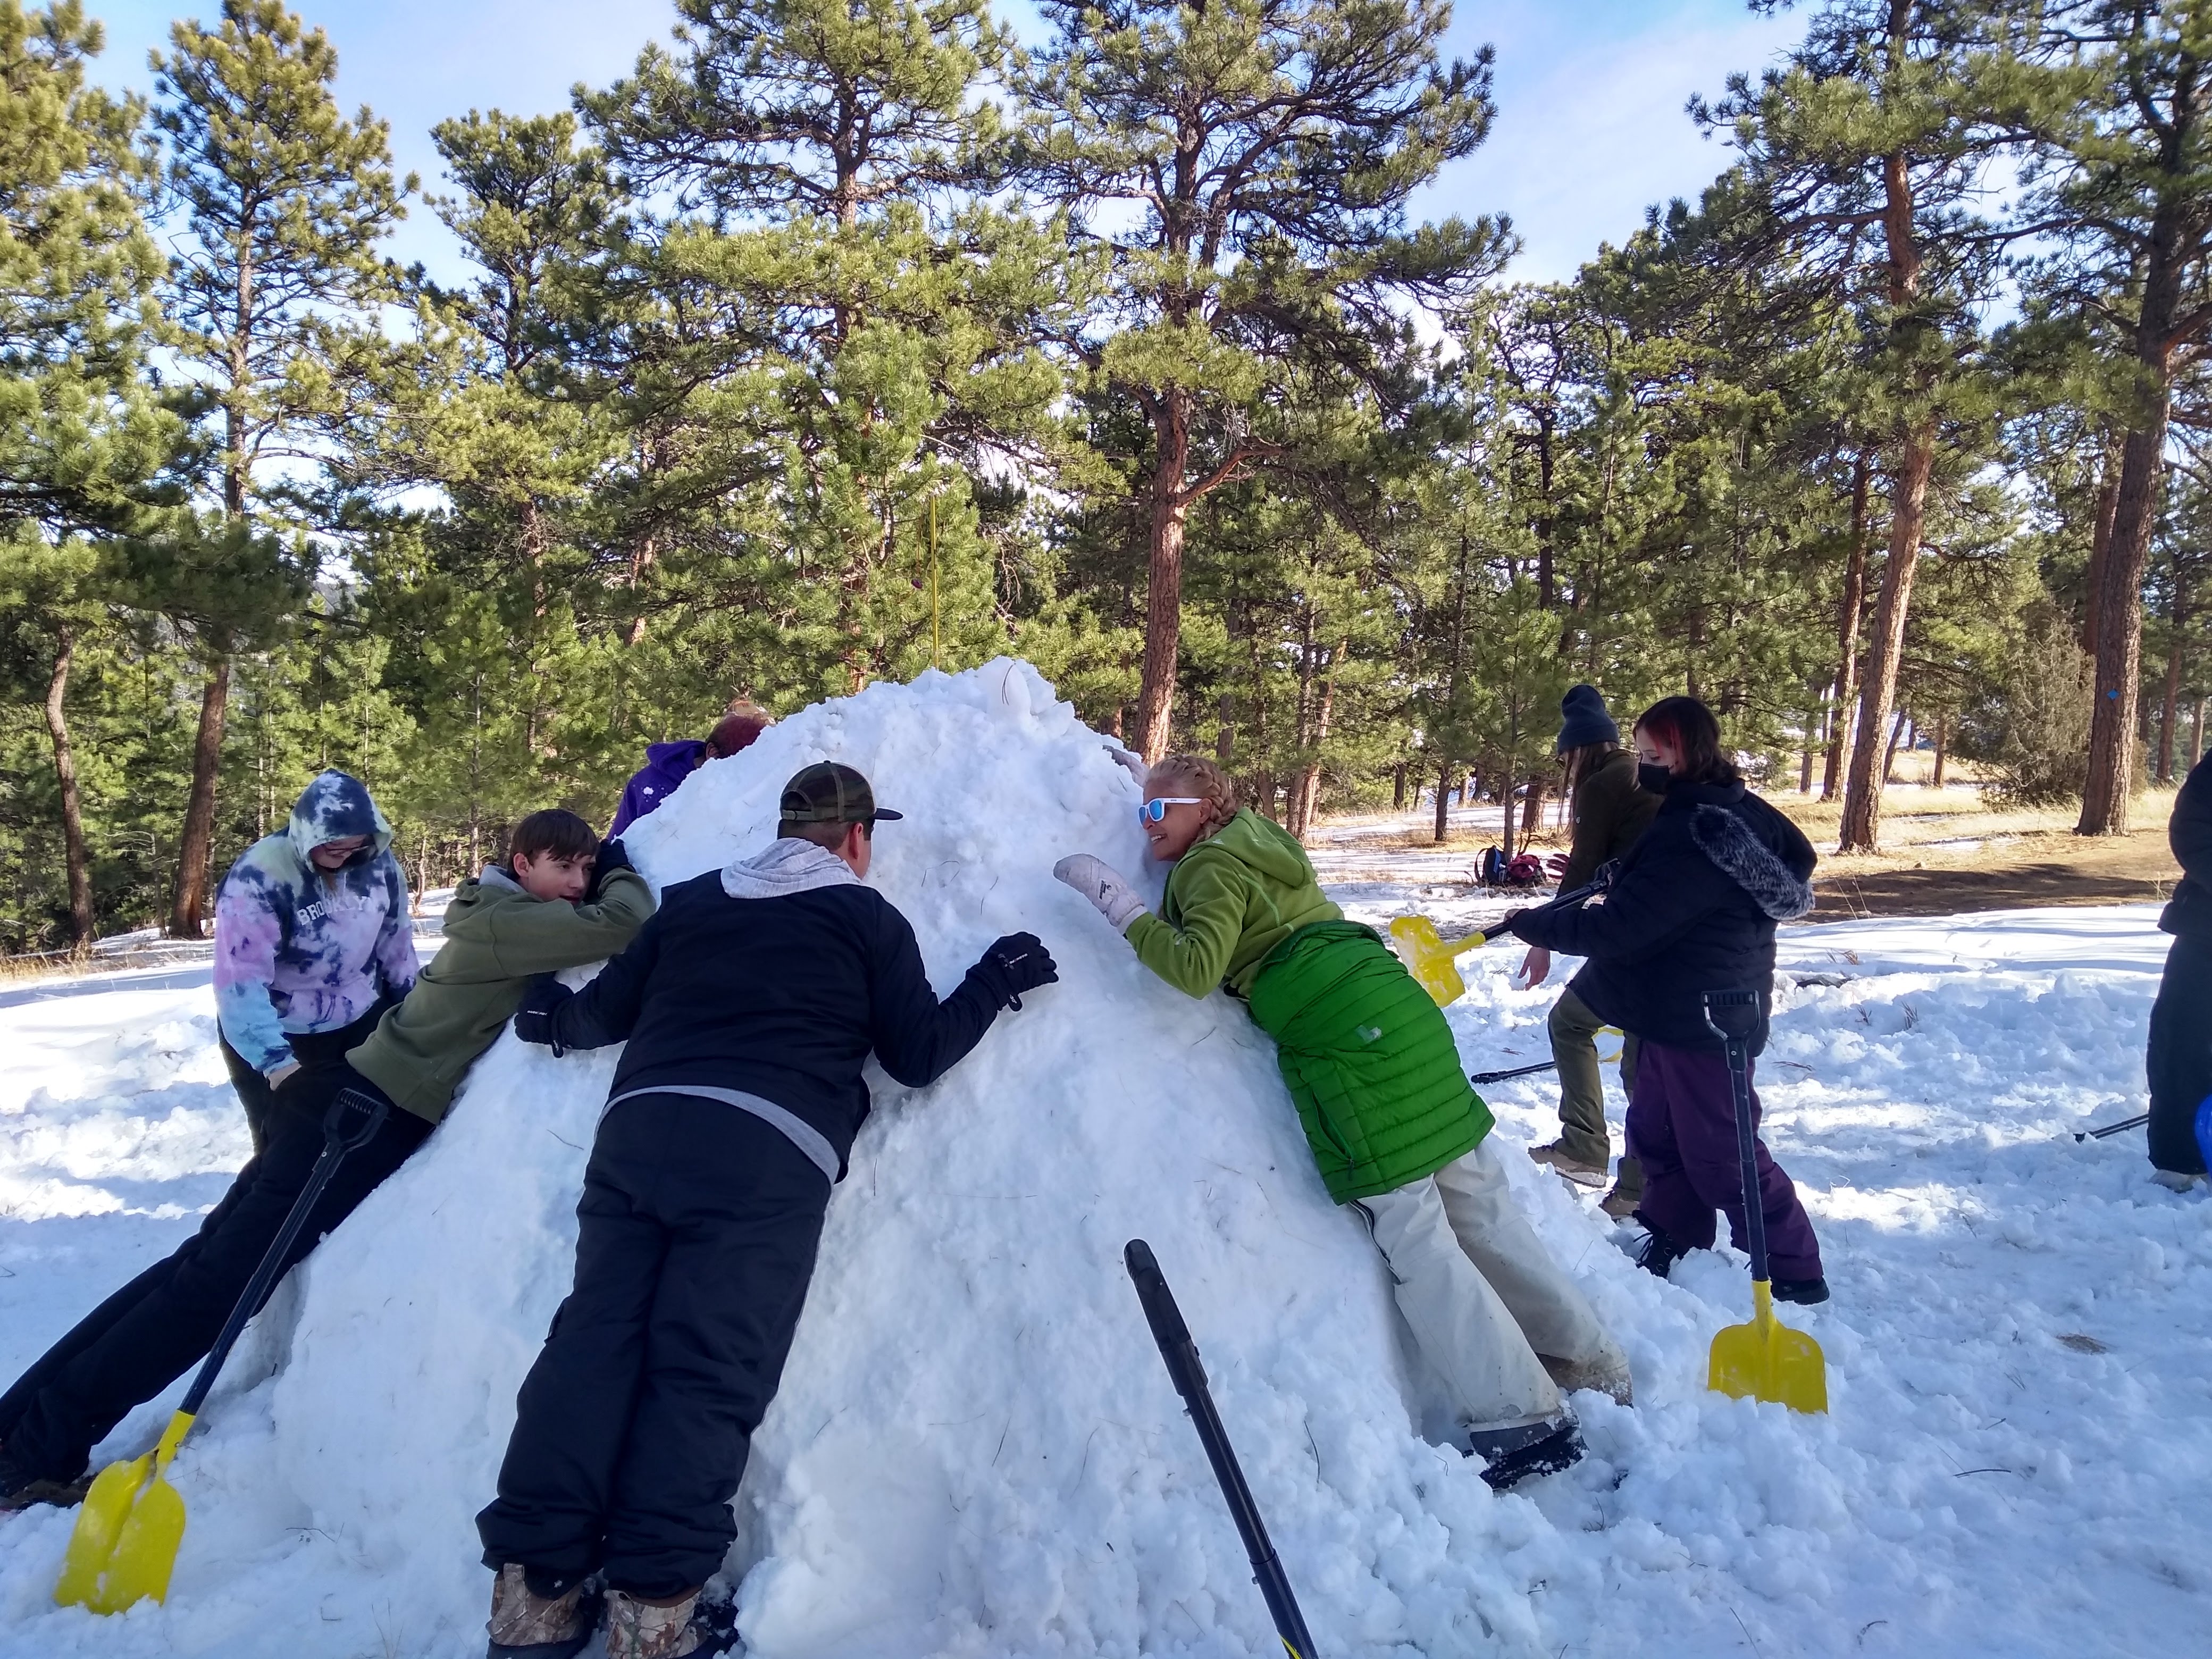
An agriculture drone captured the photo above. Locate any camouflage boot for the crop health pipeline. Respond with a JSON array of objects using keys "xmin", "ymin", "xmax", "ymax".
[{"xmin": 486, "ymin": 1563, "xmax": 597, "ymax": 1659}]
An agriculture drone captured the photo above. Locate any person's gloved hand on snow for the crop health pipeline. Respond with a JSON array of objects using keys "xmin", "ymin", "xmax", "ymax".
[
  {"xmin": 512, "ymin": 974, "xmax": 574, "ymax": 1054},
  {"xmin": 966, "ymin": 932, "xmax": 1060, "ymax": 1009},
  {"xmin": 1054, "ymin": 853, "xmax": 1146, "ymax": 931}
]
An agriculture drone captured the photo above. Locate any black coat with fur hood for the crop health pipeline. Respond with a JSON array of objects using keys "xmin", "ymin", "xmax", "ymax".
[{"xmin": 1507, "ymin": 775, "xmax": 1817, "ymax": 1053}]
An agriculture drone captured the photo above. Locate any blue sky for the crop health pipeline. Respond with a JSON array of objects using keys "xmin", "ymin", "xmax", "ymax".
[{"xmin": 81, "ymin": 0, "xmax": 1803, "ymax": 286}]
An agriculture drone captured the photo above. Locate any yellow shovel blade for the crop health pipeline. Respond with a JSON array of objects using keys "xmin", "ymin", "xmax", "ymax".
[
  {"xmin": 1388, "ymin": 916, "xmax": 1472, "ymax": 1005},
  {"xmin": 1708, "ymin": 1283, "xmax": 1828, "ymax": 1414},
  {"xmin": 54, "ymin": 1409, "xmax": 192, "ymax": 1613}
]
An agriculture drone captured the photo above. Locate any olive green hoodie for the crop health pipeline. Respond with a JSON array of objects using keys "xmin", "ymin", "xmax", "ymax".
[
  {"xmin": 348, "ymin": 866, "xmax": 655, "ymax": 1124},
  {"xmin": 1125, "ymin": 808, "xmax": 1343, "ymax": 998}
]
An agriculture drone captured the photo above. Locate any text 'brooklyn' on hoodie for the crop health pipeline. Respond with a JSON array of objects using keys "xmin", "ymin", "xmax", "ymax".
[{"xmin": 212, "ymin": 770, "xmax": 420, "ymax": 1076}]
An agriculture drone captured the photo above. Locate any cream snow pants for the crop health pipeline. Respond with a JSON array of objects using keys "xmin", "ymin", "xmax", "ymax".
[{"xmin": 1355, "ymin": 1137, "xmax": 1624, "ymax": 1430}]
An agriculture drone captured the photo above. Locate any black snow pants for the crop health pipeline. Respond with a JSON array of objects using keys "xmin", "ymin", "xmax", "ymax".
[
  {"xmin": 219, "ymin": 998, "xmax": 395, "ymax": 1155},
  {"xmin": 0, "ymin": 1062, "xmax": 429, "ymax": 1481},
  {"xmin": 2149, "ymin": 932, "xmax": 2212, "ymax": 1176},
  {"xmin": 476, "ymin": 1094, "xmax": 830, "ymax": 1600}
]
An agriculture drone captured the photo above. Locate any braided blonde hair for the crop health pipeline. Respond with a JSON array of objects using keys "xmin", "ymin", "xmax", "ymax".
[{"xmin": 1149, "ymin": 753, "xmax": 1239, "ymax": 842}]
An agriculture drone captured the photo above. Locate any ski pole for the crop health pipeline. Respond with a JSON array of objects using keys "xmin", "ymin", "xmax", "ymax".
[
  {"xmin": 2074, "ymin": 1112, "xmax": 2150, "ymax": 1142},
  {"xmin": 1124, "ymin": 1241, "xmax": 1319, "ymax": 1659}
]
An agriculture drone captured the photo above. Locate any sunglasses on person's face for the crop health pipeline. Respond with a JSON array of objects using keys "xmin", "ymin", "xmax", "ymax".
[{"xmin": 1137, "ymin": 797, "xmax": 1203, "ymax": 825}]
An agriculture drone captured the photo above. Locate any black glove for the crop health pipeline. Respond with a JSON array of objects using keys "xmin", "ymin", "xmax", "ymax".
[
  {"xmin": 586, "ymin": 838, "xmax": 635, "ymax": 901},
  {"xmin": 513, "ymin": 975, "xmax": 575, "ymax": 1054},
  {"xmin": 966, "ymin": 932, "xmax": 1059, "ymax": 1011}
]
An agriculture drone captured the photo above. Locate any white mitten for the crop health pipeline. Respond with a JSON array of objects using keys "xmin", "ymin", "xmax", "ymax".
[{"xmin": 1053, "ymin": 853, "xmax": 1146, "ymax": 931}]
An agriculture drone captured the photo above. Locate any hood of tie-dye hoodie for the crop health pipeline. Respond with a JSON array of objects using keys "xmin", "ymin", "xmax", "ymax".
[
  {"xmin": 213, "ymin": 772, "xmax": 419, "ymax": 1075},
  {"xmin": 286, "ymin": 767, "xmax": 395, "ymax": 867}
]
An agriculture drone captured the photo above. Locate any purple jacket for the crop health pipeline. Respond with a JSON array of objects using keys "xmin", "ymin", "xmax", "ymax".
[
  {"xmin": 609, "ymin": 740, "xmax": 706, "ymax": 835},
  {"xmin": 213, "ymin": 770, "xmax": 420, "ymax": 1075}
]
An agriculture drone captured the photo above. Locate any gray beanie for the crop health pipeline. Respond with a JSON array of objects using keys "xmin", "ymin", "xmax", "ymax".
[{"xmin": 1556, "ymin": 684, "xmax": 1620, "ymax": 754}]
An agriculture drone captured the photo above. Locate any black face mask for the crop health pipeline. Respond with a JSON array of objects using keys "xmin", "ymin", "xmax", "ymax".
[{"xmin": 1638, "ymin": 761, "xmax": 1673, "ymax": 793}]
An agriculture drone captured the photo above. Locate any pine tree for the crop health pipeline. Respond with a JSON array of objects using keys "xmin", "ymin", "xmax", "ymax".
[
  {"xmin": 152, "ymin": 0, "xmax": 410, "ymax": 935},
  {"xmin": 1020, "ymin": 0, "xmax": 1505, "ymax": 760},
  {"xmin": 0, "ymin": 1, "xmax": 186, "ymax": 945},
  {"xmin": 1699, "ymin": 0, "xmax": 2027, "ymax": 849}
]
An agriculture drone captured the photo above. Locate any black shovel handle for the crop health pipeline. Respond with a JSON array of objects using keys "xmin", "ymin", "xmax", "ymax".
[
  {"xmin": 178, "ymin": 1087, "xmax": 388, "ymax": 1418},
  {"xmin": 1125, "ymin": 1240, "xmax": 1319, "ymax": 1659},
  {"xmin": 1469, "ymin": 1059, "xmax": 1559, "ymax": 1086},
  {"xmin": 1702, "ymin": 990, "xmax": 1769, "ymax": 1287},
  {"xmin": 2075, "ymin": 1112, "xmax": 2150, "ymax": 1142}
]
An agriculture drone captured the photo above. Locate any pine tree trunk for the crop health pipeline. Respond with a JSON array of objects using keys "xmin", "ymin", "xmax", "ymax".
[
  {"xmin": 170, "ymin": 657, "xmax": 231, "ymax": 938},
  {"xmin": 2158, "ymin": 627, "xmax": 2183, "ymax": 784},
  {"xmin": 2079, "ymin": 414, "xmax": 2169, "ymax": 833},
  {"xmin": 1882, "ymin": 707, "xmax": 1910, "ymax": 786},
  {"xmin": 1822, "ymin": 449, "xmax": 1872, "ymax": 800},
  {"xmin": 1432, "ymin": 759, "xmax": 1450, "ymax": 844},
  {"xmin": 1932, "ymin": 710, "xmax": 1948, "ymax": 787},
  {"xmin": 1838, "ymin": 431, "xmax": 1932, "ymax": 852},
  {"xmin": 1392, "ymin": 761, "xmax": 1406, "ymax": 810},
  {"xmin": 43, "ymin": 629, "xmax": 96, "ymax": 946},
  {"xmin": 2081, "ymin": 431, "xmax": 2121, "ymax": 656},
  {"xmin": 2191, "ymin": 694, "xmax": 2207, "ymax": 768},
  {"xmin": 1520, "ymin": 777, "xmax": 1545, "ymax": 837},
  {"xmin": 1134, "ymin": 390, "xmax": 1192, "ymax": 763},
  {"xmin": 2080, "ymin": 192, "xmax": 2190, "ymax": 832}
]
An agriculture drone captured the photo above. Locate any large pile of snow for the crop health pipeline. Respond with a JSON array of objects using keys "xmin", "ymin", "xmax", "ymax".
[{"xmin": 2, "ymin": 663, "xmax": 2207, "ymax": 1658}]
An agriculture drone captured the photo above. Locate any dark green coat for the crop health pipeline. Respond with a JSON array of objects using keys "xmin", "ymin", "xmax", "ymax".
[
  {"xmin": 1558, "ymin": 748, "xmax": 1661, "ymax": 894},
  {"xmin": 1125, "ymin": 811, "xmax": 1491, "ymax": 1202}
]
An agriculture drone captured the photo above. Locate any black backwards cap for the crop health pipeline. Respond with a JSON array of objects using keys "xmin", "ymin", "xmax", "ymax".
[{"xmin": 778, "ymin": 761, "xmax": 903, "ymax": 826}]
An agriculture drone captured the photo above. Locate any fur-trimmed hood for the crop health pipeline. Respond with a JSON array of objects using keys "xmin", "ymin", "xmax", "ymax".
[{"xmin": 1691, "ymin": 801, "xmax": 1816, "ymax": 920}]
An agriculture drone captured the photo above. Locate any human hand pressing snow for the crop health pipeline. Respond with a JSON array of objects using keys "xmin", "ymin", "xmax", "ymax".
[
  {"xmin": 1053, "ymin": 853, "xmax": 1146, "ymax": 930},
  {"xmin": 1105, "ymin": 747, "xmax": 1147, "ymax": 789}
]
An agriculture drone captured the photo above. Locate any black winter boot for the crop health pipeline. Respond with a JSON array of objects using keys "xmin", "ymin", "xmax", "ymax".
[
  {"xmin": 1772, "ymin": 1275, "xmax": 1830, "ymax": 1306},
  {"xmin": 1465, "ymin": 1414, "xmax": 1585, "ymax": 1491},
  {"xmin": 1628, "ymin": 1219, "xmax": 1685, "ymax": 1281}
]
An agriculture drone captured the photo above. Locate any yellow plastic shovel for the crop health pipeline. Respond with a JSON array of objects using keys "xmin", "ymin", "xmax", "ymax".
[
  {"xmin": 1387, "ymin": 916, "xmax": 1497, "ymax": 1004},
  {"xmin": 1702, "ymin": 991, "xmax": 1826, "ymax": 1414},
  {"xmin": 56, "ymin": 1088, "xmax": 389, "ymax": 1613}
]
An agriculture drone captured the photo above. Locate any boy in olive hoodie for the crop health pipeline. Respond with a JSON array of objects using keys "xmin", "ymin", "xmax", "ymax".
[
  {"xmin": 1055, "ymin": 756, "xmax": 1628, "ymax": 1491},
  {"xmin": 0, "ymin": 810, "xmax": 652, "ymax": 1509}
]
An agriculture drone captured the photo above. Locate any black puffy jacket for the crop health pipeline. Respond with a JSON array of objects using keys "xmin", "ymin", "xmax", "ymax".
[
  {"xmin": 1507, "ymin": 775, "xmax": 1817, "ymax": 1053},
  {"xmin": 2161, "ymin": 753, "xmax": 2212, "ymax": 940},
  {"xmin": 542, "ymin": 871, "xmax": 1002, "ymax": 1178}
]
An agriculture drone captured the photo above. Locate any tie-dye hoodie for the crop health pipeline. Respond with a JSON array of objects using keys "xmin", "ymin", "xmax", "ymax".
[{"xmin": 213, "ymin": 770, "xmax": 420, "ymax": 1075}]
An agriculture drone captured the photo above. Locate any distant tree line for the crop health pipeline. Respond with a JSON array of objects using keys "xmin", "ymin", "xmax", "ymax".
[{"xmin": 0, "ymin": 0, "xmax": 2206, "ymax": 951}]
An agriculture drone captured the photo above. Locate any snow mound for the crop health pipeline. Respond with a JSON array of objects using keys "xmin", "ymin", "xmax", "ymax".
[{"xmin": 265, "ymin": 660, "xmax": 1576, "ymax": 1657}]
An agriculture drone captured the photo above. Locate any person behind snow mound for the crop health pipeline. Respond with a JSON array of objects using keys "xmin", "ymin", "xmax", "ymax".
[
  {"xmin": 1503, "ymin": 696, "xmax": 1830, "ymax": 1304},
  {"xmin": 1053, "ymin": 756, "xmax": 1631, "ymax": 1493},
  {"xmin": 608, "ymin": 700, "xmax": 775, "ymax": 836},
  {"xmin": 478, "ymin": 762, "xmax": 1058, "ymax": 1659},
  {"xmin": 212, "ymin": 769, "xmax": 421, "ymax": 1152},
  {"xmin": 0, "ymin": 809, "xmax": 653, "ymax": 1512}
]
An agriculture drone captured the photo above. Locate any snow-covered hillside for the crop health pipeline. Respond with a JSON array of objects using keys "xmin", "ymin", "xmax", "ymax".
[{"xmin": 1, "ymin": 663, "xmax": 2206, "ymax": 1659}]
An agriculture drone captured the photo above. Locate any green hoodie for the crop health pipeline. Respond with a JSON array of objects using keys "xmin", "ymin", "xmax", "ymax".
[
  {"xmin": 348, "ymin": 866, "xmax": 655, "ymax": 1124},
  {"xmin": 1122, "ymin": 808, "xmax": 1488, "ymax": 1202},
  {"xmin": 1125, "ymin": 809, "xmax": 1344, "ymax": 998}
]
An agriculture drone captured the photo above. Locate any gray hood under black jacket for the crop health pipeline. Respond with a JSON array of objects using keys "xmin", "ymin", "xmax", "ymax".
[{"xmin": 1507, "ymin": 775, "xmax": 1817, "ymax": 1053}]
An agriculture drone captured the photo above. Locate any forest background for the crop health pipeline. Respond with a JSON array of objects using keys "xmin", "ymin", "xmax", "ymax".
[{"xmin": 2, "ymin": 0, "xmax": 2208, "ymax": 951}]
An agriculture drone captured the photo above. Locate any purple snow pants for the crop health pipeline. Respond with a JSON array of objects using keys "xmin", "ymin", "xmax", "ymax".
[{"xmin": 1626, "ymin": 1040, "xmax": 1823, "ymax": 1281}]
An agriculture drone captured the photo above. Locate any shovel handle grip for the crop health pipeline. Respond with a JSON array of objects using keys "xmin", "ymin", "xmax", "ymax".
[
  {"xmin": 1125, "ymin": 1241, "xmax": 1320, "ymax": 1659},
  {"xmin": 1702, "ymin": 990, "xmax": 1770, "ymax": 1288},
  {"xmin": 176, "ymin": 1088, "xmax": 388, "ymax": 1419}
]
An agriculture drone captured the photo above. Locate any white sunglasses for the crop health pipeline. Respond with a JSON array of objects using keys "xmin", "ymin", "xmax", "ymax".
[{"xmin": 1137, "ymin": 797, "xmax": 1203, "ymax": 824}]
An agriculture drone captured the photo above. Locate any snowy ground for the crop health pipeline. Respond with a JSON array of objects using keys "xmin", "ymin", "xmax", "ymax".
[{"xmin": 1, "ymin": 674, "xmax": 2206, "ymax": 1659}]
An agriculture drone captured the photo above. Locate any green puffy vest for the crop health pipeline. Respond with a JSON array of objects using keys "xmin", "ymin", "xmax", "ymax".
[{"xmin": 1245, "ymin": 921, "xmax": 1494, "ymax": 1203}]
